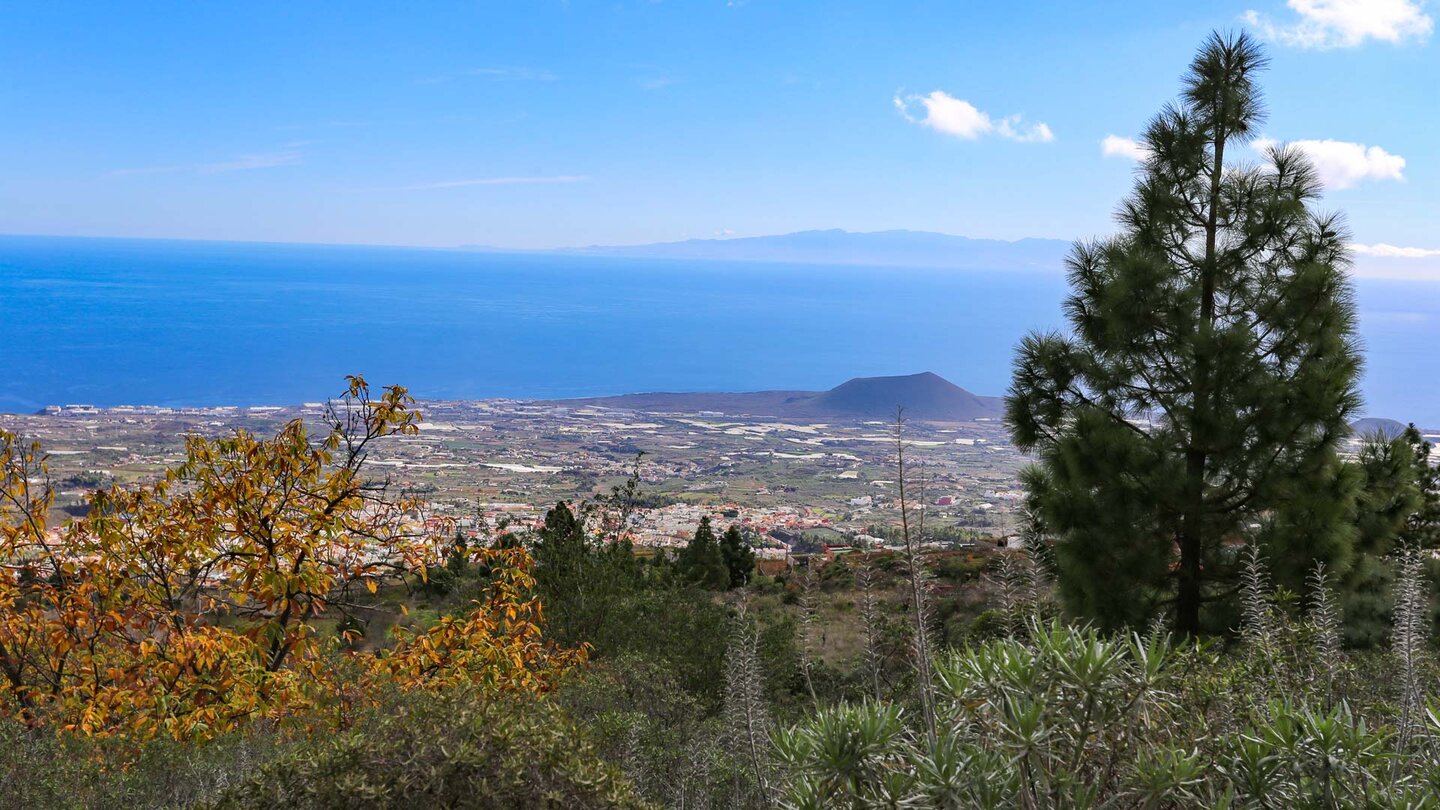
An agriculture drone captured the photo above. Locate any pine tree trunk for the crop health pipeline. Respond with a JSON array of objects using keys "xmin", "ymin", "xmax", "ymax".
[
  {"xmin": 1175, "ymin": 469, "xmax": 1205, "ymax": 636},
  {"xmin": 1175, "ymin": 106, "xmax": 1229, "ymax": 637}
]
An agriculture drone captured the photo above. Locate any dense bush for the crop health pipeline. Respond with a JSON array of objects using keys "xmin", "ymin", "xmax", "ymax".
[
  {"xmin": 0, "ymin": 689, "xmax": 652, "ymax": 809},
  {"xmin": 206, "ymin": 690, "xmax": 651, "ymax": 810},
  {"xmin": 931, "ymin": 552, "xmax": 991, "ymax": 583},
  {"xmin": 560, "ymin": 653, "xmax": 738, "ymax": 809},
  {"xmin": 0, "ymin": 721, "xmax": 271, "ymax": 809}
]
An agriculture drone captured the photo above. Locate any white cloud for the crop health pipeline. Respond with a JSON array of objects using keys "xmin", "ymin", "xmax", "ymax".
[
  {"xmin": 893, "ymin": 91, "xmax": 1054, "ymax": 143},
  {"xmin": 1352, "ymin": 243, "xmax": 1440, "ymax": 258},
  {"xmin": 1243, "ymin": 0, "xmax": 1433, "ymax": 48},
  {"xmin": 400, "ymin": 175, "xmax": 588, "ymax": 191},
  {"xmin": 1347, "ymin": 242, "xmax": 1440, "ymax": 280},
  {"xmin": 1101, "ymin": 134, "xmax": 1149, "ymax": 161},
  {"xmin": 1254, "ymin": 137, "xmax": 1406, "ymax": 189},
  {"xmin": 894, "ymin": 92, "xmax": 988, "ymax": 138},
  {"xmin": 996, "ymin": 116, "xmax": 1055, "ymax": 144}
]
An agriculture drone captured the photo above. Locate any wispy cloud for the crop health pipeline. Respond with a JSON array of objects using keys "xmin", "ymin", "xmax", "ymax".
[
  {"xmin": 894, "ymin": 91, "xmax": 1054, "ymax": 143},
  {"xmin": 108, "ymin": 165, "xmax": 188, "ymax": 177},
  {"xmin": 398, "ymin": 175, "xmax": 589, "ymax": 191},
  {"xmin": 197, "ymin": 151, "xmax": 303, "ymax": 173},
  {"xmin": 1243, "ymin": 0, "xmax": 1433, "ymax": 48},
  {"xmin": 1348, "ymin": 241, "xmax": 1440, "ymax": 280},
  {"xmin": 1101, "ymin": 134, "xmax": 1149, "ymax": 161},
  {"xmin": 274, "ymin": 120, "xmax": 376, "ymax": 130},
  {"xmin": 417, "ymin": 66, "xmax": 557, "ymax": 85},
  {"xmin": 467, "ymin": 67, "xmax": 557, "ymax": 81},
  {"xmin": 110, "ymin": 147, "xmax": 303, "ymax": 177},
  {"xmin": 1254, "ymin": 137, "xmax": 1406, "ymax": 189},
  {"xmin": 1352, "ymin": 243, "xmax": 1440, "ymax": 258},
  {"xmin": 640, "ymin": 76, "xmax": 680, "ymax": 90},
  {"xmin": 273, "ymin": 114, "xmax": 484, "ymax": 132}
]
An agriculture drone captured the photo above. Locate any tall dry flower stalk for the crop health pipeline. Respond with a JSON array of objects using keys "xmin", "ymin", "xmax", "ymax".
[
  {"xmin": 618, "ymin": 721, "xmax": 652, "ymax": 801},
  {"xmin": 894, "ymin": 408, "xmax": 937, "ymax": 748},
  {"xmin": 1392, "ymin": 545, "xmax": 1429, "ymax": 768},
  {"xmin": 855, "ymin": 560, "xmax": 884, "ymax": 701},
  {"xmin": 1238, "ymin": 545, "xmax": 1279, "ymax": 718},
  {"xmin": 676, "ymin": 735, "xmax": 713, "ymax": 810},
  {"xmin": 1239, "ymin": 545, "xmax": 1275, "ymax": 649},
  {"xmin": 794, "ymin": 566, "xmax": 820, "ymax": 705},
  {"xmin": 723, "ymin": 606, "xmax": 771, "ymax": 806},
  {"xmin": 1306, "ymin": 560, "xmax": 1342, "ymax": 703},
  {"xmin": 998, "ymin": 536, "xmax": 1045, "ymax": 637}
]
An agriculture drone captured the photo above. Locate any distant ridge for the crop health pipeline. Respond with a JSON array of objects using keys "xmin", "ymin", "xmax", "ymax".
[
  {"xmin": 563, "ymin": 372, "xmax": 1002, "ymax": 421},
  {"xmin": 465, "ymin": 229, "xmax": 1069, "ymax": 272}
]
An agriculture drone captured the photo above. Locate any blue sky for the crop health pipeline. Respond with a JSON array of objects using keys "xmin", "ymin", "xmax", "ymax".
[{"xmin": 1, "ymin": 1, "xmax": 1436, "ymax": 270}]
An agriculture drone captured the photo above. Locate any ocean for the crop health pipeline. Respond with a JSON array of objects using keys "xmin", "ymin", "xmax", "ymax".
[{"xmin": 1, "ymin": 235, "xmax": 1437, "ymax": 425}]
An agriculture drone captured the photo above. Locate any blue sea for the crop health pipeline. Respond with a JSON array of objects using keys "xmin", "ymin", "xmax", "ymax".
[{"xmin": 1, "ymin": 235, "xmax": 1437, "ymax": 425}]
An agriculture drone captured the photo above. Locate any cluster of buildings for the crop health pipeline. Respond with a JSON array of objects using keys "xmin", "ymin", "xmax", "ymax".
[{"xmin": 8, "ymin": 397, "xmax": 1037, "ymax": 559}]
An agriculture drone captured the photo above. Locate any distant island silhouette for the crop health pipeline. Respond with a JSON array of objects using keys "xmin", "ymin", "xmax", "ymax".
[
  {"xmin": 466, "ymin": 228, "xmax": 1070, "ymax": 272},
  {"xmin": 560, "ymin": 371, "xmax": 1004, "ymax": 422}
]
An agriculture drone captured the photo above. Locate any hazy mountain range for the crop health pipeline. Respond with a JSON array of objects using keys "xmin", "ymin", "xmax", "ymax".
[
  {"xmin": 562, "ymin": 371, "xmax": 1004, "ymax": 422},
  {"xmin": 462, "ymin": 228, "xmax": 1440, "ymax": 281},
  {"xmin": 467, "ymin": 229, "xmax": 1071, "ymax": 272}
]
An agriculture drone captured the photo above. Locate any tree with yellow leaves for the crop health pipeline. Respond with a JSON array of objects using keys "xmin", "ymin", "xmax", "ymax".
[{"xmin": 0, "ymin": 376, "xmax": 580, "ymax": 742}]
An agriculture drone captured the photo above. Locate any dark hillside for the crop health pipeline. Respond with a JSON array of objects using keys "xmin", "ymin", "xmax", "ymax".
[
  {"xmin": 562, "ymin": 372, "xmax": 1001, "ymax": 422},
  {"xmin": 1350, "ymin": 417, "xmax": 1409, "ymax": 439},
  {"xmin": 787, "ymin": 372, "xmax": 1000, "ymax": 421}
]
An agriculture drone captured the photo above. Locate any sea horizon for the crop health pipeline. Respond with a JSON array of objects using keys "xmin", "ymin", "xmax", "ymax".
[{"xmin": 3, "ymin": 233, "xmax": 1438, "ymax": 425}]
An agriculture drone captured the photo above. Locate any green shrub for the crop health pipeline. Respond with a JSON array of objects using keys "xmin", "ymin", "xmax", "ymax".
[
  {"xmin": 748, "ymin": 574, "xmax": 784, "ymax": 596},
  {"xmin": 0, "ymin": 721, "xmax": 273, "ymax": 809},
  {"xmin": 931, "ymin": 553, "xmax": 990, "ymax": 583},
  {"xmin": 965, "ymin": 608, "xmax": 1009, "ymax": 644},
  {"xmin": 206, "ymin": 691, "xmax": 651, "ymax": 810}
]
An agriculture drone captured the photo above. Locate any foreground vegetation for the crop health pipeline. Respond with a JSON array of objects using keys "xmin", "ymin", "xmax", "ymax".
[{"xmin": 7, "ymin": 478, "xmax": 1440, "ymax": 808}]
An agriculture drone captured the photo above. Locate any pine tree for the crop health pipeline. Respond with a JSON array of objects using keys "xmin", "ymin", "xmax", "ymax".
[
  {"xmin": 1399, "ymin": 424, "xmax": 1440, "ymax": 549},
  {"xmin": 1006, "ymin": 32, "xmax": 1362, "ymax": 635},
  {"xmin": 719, "ymin": 525, "xmax": 756, "ymax": 589},
  {"xmin": 533, "ymin": 500, "xmax": 642, "ymax": 648},
  {"xmin": 446, "ymin": 526, "xmax": 470, "ymax": 577},
  {"xmin": 532, "ymin": 502, "xmax": 591, "ymax": 646},
  {"xmin": 534, "ymin": 501, "xmax": 587, "ymax": 587},
  {"xmin": 678, "ymin": 516, "xmax": 729, "ymax": 590},
  {"xmin": 1343, "ymin": 432, "xmax": 1423, "ymax": 646}
]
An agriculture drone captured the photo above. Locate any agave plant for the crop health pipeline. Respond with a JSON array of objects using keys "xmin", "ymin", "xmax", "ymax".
[
  {"xmin": 771, "ymin": 701, "xmax": 912, "ymax": 810},
  {"xmin": 932, "ymin": 620, "xmax": 1181, "ymax": 806},
  {"xmin": 774, "ymin": 621, "xmax": 1193, "ymax": 808}
]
